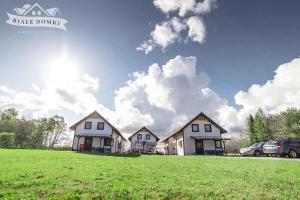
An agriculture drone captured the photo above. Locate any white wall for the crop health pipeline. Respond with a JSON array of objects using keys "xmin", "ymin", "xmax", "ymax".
[
  {"xmin": 130, "ymin": 130, "xmax": 157, "ymax": 153},
  {"xmin": 72, "ymin": 136, "xmax": 85, "ymax": 150},
  {"xmin": 184, "ymin": 119, "xmax": 221, "ymax": 155},
  {"xmin": 75, "ymin": 116, "xmax": 112, "ymax": 136}
]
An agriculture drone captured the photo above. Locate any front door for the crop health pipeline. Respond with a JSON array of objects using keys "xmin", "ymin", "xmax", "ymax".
[
  {"xmin": 195, "ymin": 140, "xmax": 204, "ymax": 155},
  {"xmin": 84, "ymin": 137, "xmax": 93, "ymax": 151}
]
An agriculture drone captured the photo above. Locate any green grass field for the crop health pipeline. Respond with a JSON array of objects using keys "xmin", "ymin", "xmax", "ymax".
[{"xmin": 0, "ymin": 149, "xmax": 300, "ymax": 200}]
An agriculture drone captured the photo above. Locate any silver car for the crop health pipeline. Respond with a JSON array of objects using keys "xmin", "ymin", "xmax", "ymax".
[{"xmin": 240, "ymin": 142, "xmax": 265, "ymax": 156}]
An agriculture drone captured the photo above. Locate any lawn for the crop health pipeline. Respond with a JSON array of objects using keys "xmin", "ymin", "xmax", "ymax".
[{"xmin": 0, "ymin": 150, "xmax": 300, "ymax": 200}]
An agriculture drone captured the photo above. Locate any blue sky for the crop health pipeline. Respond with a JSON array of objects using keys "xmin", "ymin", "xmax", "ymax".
[{"xmin": 1, "ymin": 0, "xmax": 300, "ymax": 136}]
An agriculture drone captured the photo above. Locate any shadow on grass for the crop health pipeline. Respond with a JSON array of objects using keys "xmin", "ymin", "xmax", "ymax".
[{"xmin": 75, "ymin": 151, "xmax": 141, "ymax": 158}]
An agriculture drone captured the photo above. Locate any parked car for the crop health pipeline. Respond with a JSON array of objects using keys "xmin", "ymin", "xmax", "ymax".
[
  {"xmin": 240, "ymin": 142, "xmax": 265, "ymax": 156},
  {"xmin": 263, "ymin": 139, "xmax": 300, "ymax": 158}
]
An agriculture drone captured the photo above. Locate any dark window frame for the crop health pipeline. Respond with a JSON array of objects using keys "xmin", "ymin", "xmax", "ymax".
[
  {"xmin": 84, "ymin": 122, "xmax": 92, "ymax": 129},
  {"xmin": 192, "ymin": 124, "xmax": 199, "ymax": 132},
  {"xmin": 146, "ymin": 134, "xmax": 151, "ymax": 140},
  {"xmin": 97, "ymin": 122, "xmax": 105, "ymax": 130},
  {"xmin": 137, "ymin": 134, "xmax": 142, "ymax": 139},
  {"xmin": 204, "ymin": 124, "xmax": 212, "ymax": 132},
  {"xmin": 104, "ymin": 138, "xmax": 111, "ymax": 146}
]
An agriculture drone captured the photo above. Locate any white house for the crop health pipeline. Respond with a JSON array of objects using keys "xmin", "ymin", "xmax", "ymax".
[
  {"xmin": 128, "ymin": 127, "xmax": 160, "ymax": 154},
  {"xmin": 161, "ymin": 112, "xmax": 229, "ymax": 156},
  {"xmin": 70, "ymin": 111, "xmax": 126, "ymax": 154}
]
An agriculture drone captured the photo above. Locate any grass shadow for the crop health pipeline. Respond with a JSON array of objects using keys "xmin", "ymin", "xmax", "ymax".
[{"xmin": 75, "ymin": 151, "xmax": 141, "ymax": 158}]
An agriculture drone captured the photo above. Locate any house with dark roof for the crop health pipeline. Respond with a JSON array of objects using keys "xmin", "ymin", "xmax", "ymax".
[
  {"xmin": 128, "ymin": 127, "xmax": 160, "ymax": 154},
  {"xmin": 161, "ymin": 112, "xmax": 229, "ymax": 156},
  {"xmin": 70, "ymin": 111, "xmax": 126, "ymax": 154}
]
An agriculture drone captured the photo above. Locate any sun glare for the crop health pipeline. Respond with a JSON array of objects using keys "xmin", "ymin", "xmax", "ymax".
[{"xmin": 48, "ymin": 56, "xmax": 80, "ymax": 82}]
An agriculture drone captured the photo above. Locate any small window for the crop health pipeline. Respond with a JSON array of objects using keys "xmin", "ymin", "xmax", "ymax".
[
  {"xmin": 204, "ymin": 124, "xmax": 212, "ymax": 132},
  {"xmin": 84, "ymin": 122, "xmax": 92, "ymax": 129},
  {"xmin": 97, "ymin": 122, "xmax": 104, "ymax": 130},
  {"xmin": 146, "ymin": 134, "xmax": 151, "ymax": 140},
  {"xmin": 104, "ymin": 138, "xmax": 111, "ymax": 146},
  {"xmin": 37, "ymin": 11, "xmax": 41, "ymax": 15},
  {"xmin": 192, "ymin": 124, "xmax": 199, "ymax": 132},
  {"xmin": 216, "ymin": 141, "xmax": 221, "ymax": 148},
  {"xmin": 137, "ymin": 134, "xmax": 142, "ymax": 139},
  {"xmin": 32, "ymin": 11, "xmax": 36, "ymax": 15}
]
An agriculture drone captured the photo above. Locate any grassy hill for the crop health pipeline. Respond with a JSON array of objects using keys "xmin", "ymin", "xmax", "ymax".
[{"xmin": 0, "ymin": 149, "xmax": 300, "ymax": 199}]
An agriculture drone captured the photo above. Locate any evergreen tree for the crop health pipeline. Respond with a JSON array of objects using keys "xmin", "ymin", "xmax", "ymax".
[{"xmin": 253, "ymin": 109, "xmax": 268, "ymax": 142}]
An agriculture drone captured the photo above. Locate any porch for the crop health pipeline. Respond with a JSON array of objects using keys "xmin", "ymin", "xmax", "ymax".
[
  {"xmin": 72, "ymin": 134, "xmax": 113, "ymax": 153},
  {"xmin": 132, "ymin": 141, "xmax": 157, "ymax": 154},
  {"xmin": 191, "ymin": 136, "xmax": 230, "ymax": 155}
]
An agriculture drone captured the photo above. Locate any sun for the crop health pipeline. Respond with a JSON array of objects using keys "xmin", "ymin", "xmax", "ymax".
[{"xmin": 48, "ymin": 56, "xmax": 80, "ymax": 83}]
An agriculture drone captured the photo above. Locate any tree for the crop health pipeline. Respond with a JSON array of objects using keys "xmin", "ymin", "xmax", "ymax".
[
  {"xmin": 0, "ymin": 132, "xmax": 15, "ymax": 148},
  {"xmin": 15, "ymin": 119, "xmax": 35, "ymax": 148},
  {"xmin": 280, "ymin": 108, "xmax": 300, "ymax": 138},
  {"xmin": 0, "ymin": 108, "xmax": 18, "ymax": 120},
  {"xmin": 44, "ymin": 115, "xmax": 67, "ymax": 148},
  {"xmin": 246, "ymin": 115, "xmax": 256, "ymax": 144},
  {"xmin": 253, "ymin": 109, "xmax": 269, "ymax": 142}
]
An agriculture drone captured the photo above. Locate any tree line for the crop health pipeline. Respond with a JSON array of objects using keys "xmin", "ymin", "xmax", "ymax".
[
  {"xmin": 0, "ymin": 108, "xmax": 67, "ymax": 149},
  {"xmin": 246, "ymin": 107, "xmax": 300, "ymax": 145},
  {"xmin": 225, "ymin": 107, "xmax": 300, "ymax": 154}
]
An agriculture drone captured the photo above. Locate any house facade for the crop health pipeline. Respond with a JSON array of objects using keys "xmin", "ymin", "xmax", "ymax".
[
  {"xmin": 162, "ymin": 112, "xmax": 229, "ymax": 156},
  {"xmin": 70, "ymin": 111, "xmax": 126, "ymax": 154},
  {"xmin": 128, "ymin": 127, "xmax": 160, "ymax": 154}
]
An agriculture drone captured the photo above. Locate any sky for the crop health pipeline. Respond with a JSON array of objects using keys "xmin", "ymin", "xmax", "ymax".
[{"xmin": 1, "ymin": 0, "xmax": 300, "ymax": 139}]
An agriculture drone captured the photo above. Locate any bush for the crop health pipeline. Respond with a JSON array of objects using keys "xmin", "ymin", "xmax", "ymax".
[{"xmin": 0, "ymin": 132, "xmax": 15, "ymax": 148}]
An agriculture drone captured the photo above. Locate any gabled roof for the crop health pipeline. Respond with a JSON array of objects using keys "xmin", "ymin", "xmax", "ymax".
[
  {"xmin": 46, "ymin": 8, "xmax": 60, "ymax": 16},
  {"xmin": 69, "ymin": 111, "xmax": 126, "ymax": 141},
  {"xmin": 128, "ymin": 126, "xmax": 160, "ymax": 142},
  {"xmin": 23, "ymin": 3, "xmax": 49, "ymax": 16},
  {"xmin": 161, "ymin": 112, "xmax": 227, "ymax": 143}
]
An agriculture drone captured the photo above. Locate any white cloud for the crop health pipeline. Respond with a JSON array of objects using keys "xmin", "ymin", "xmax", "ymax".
[
  {"xmin": 112, "ymin": 55, "xmax": 232, "ymax": 135},
  {"xmin": 194, "ymin": 0, "xmax": 217, "ymax": 15},
  {"xmin": 138, "ymin": 0, "xmax": 217, "ymax": 54},
  {"xmin": 3, "ymin": 56, "xmax": 300, "ymax": 139},
  {"xmin": 0, "ymin": 73, "xmax": 102, "ymax": 118},
  {"xmin": 235, "ymin": 57, "xmax": 300, "ymax": 117},
  {"xmin": 153, "ymin": 0, "xmax": 217, "ymax": 17},
  {"xmin": 137, "ymin": 17, "xmax": 186, "ymax": 54},
  {"xmin": 186, "ymin": 16, "xmax": 206, "ymax": 43},
  {"xmin": 154, "ymin": 0, "xmax": 195, "ymax": 17}
]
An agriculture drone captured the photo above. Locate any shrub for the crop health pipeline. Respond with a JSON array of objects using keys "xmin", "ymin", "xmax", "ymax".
[{"xmin": 0, "ymin": 132, "xmax": 15, "ymax": 148}]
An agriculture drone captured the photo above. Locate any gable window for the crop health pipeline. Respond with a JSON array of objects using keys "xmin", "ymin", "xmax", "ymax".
[
  {"xmin": 146, "ymin": 134, "xmax": 151, "ymax": 140},
  {"xmin": 104, "ymin": 138, "xmax": 111, "ymax": 146},
  {"xmin": 84, "ymin": 122, "xmax": 92, "ymax": 129},
  {"xmin": 97, "ymin": 122, "xmax": 105, "ymax": 130},
  {"xmin": 204, "ymin": 124, "xmax": 212, "ymax": 132},
  {"xmin": 192, "ymin": 124, "xmax": 199, "ymax": 132},
  {"xmin": 137, "ymin": 134, "xmax": 142, "ymax": 139}
]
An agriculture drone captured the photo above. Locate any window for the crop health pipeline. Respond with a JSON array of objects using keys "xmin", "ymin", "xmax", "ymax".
[
  {"xmin": 216, "ymin": 141, "xmax": 221, "ymax": 148},
  {"xmin": 146, "ymin": 134, "xmax": 151, "ymax": 140},
  {"xmin": 97, "ymin": 122, "xmax": 104, "ymax": 130},
  {"xmin": 32, "ymin": 11, "xmax": 36, "ymax": 15},
  {"xmin": 37, "ymin": 11, "xmax": 41, "ymax": 15},
  {"xmin": 192, "ymin": 124, "xmax": 199, "ymax": 132},
  {"xmin": 204, "ymin": 124, "xmax": 212, "ymax": 132},
  {"xmin": 84, "ymin": 122, "xmax": 92, "ymax": 129},
  {"xmin": 104, "ymin": 138, "xmax": 111, "ymax": 146},
  {"xmin": 137, "ymin": 134, "xmax": 142, "ymax": 139}
]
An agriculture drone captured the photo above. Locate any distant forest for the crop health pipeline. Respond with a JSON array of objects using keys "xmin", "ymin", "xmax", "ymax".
[{"xmin": 0, "ymin": 108, "xmax": 67, "ymax": 149}]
